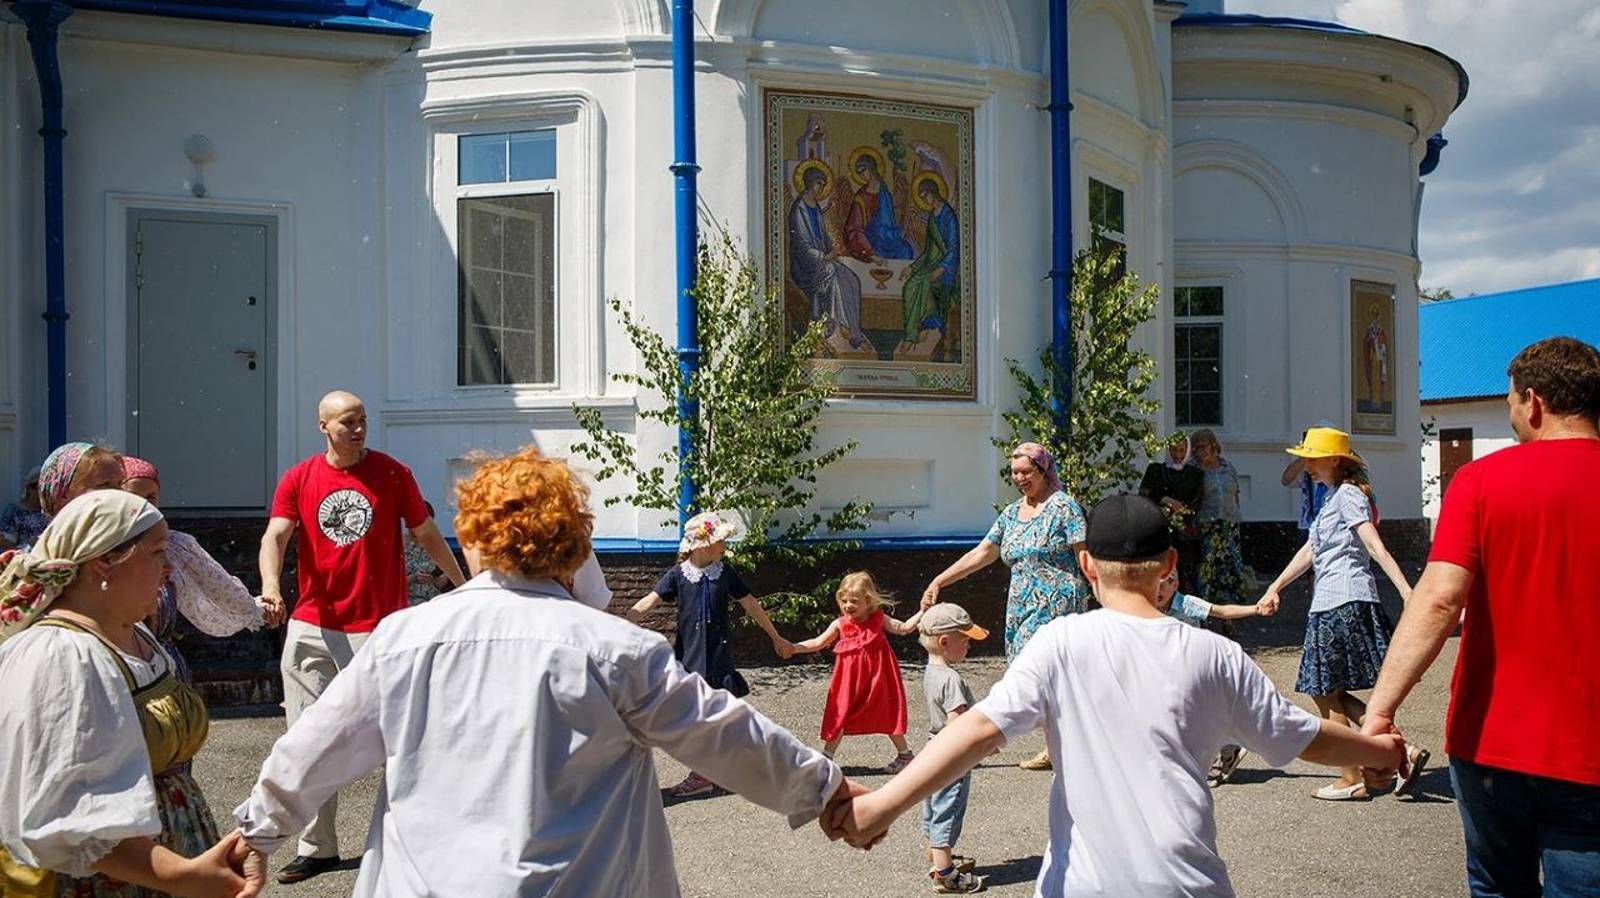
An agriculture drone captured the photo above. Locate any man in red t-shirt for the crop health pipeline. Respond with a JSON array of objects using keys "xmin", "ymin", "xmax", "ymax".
[
  {"xmin": 259, "ymin": 390, "xmax": 466, "ymax": 884},
  {"xmin": 1364, "ymin": 337, "xmax": 1600, "ymax": 896}
]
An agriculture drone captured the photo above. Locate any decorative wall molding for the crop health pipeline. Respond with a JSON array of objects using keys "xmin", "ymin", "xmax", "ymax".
[
  {"xmin": 1173, "ymin": 98, "xmax": 1415, "ymax": 143},
  {"xmin": 1173, "ymin": 138, "xmax": 1309, "ymax": 242},
  {"xmin": 57, "ymin": 8, "xmax": 412, "ymax": 63},
  {"xmin": 381, "ymin": 396, "xmax": 638, "ymax": 428}
]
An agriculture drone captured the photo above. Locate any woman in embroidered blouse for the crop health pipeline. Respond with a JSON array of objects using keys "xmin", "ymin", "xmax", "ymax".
[
  {"xmin": 0, "ymin": 490, "xmax": 258, "ymax": 898},
  {"xmin": 921, "ymin": 442, "xmax": 1088, "ymax": 771},
  {"xmin": 0, "ymin": 466, "xmax": 48, "ymax": 551},
  {"xmin": 630, "ymin": 510, "xmax": 790, "ymax": 798},
  {"xmin": 121, "ymin": 458, "xmax": 285, "ymax": 685},
  {"xmin": 1190, "ymin": 428, "xmax": 1250, "ymax": 610}
]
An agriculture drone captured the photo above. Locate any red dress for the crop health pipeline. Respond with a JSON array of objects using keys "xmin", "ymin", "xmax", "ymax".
[{"xmin": 820, "ymin": 609, "xmax": 908, "ymax": 741}]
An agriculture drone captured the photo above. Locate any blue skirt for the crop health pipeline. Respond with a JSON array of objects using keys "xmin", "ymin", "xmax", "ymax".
[{"xmin": 1295, "ymin": 600, "xmax": 1393, "ymax": 695}]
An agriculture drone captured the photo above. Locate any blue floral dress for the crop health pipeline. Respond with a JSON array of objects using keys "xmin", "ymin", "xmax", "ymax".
[{"xmin": 986, "ymin": 491, "xmax": 1089, "ymax": 659}]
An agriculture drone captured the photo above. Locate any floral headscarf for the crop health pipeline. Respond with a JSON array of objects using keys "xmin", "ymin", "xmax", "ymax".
[
  {"xmin": 1011, "ymin": 442, "xmax": 1063, "ymax": 496},
  {"xmin": 38, "ymin": 442, "xmax": 95, "ymax": 517},
  {"xmin": 0, "ymin": 490, "xmax": 164, "ymax": 641},
  {"xmin": 121, "ymin": 456, "xmax": 160, "ymax": 485}
]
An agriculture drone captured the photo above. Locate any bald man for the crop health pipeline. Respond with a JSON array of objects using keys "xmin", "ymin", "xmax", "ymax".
[{"xmin": 258, "ymin": 390, "xmax": 465, "ymax": 884}]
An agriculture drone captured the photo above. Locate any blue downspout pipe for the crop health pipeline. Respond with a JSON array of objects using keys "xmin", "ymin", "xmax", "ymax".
[
  {"xmin": 14, "ymin": 1, "xmax": 73, "ymax": 449},
  {"xmin": 1046, "ymin": 0, "xmax": 1073, "ymax": 441},
  {"xmin": 671, "ymin": 0, "xmax": 701, "ymax": 528}
]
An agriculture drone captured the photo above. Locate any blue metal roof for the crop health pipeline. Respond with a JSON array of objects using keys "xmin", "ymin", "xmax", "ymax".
[
  {"xmin": 53, "ymin": 0, "xmax": 429, "ymax": 37},
  {"xmin": 1174, "ymin": 13, "xmax": 1469, "ymax": 111},
  {"xmin": 1420, "ymin": 279, "xmax": 1600, "ymax": 402}
]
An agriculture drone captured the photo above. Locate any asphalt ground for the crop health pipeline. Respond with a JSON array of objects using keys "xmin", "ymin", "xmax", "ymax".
[{"xmin": 195, "ymin": 579, "xmax": 1467, "ymax": 897}]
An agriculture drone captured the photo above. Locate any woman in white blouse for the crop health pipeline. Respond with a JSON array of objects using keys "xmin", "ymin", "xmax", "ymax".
[
  {"xmin": 0, "ymin": 490, "xmax": 258, "ymax": 898},
  {"xmin": 234, "ymin": 447, "xmax": 861, "ymax": 897},
  {"xmin": 120, "ymin": 457, "xmax": 285, "ymax": 684}
]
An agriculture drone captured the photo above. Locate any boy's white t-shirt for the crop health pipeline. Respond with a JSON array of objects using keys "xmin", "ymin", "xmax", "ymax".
[{"xmin": 973, "ymin": 608, "xmax": 1320, "ymax": 898}]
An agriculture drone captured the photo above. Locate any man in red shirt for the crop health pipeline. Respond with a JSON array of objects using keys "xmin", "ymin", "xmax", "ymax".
[
  {"xmin": 258, "ymin": 390, "xmax": 466, "ymax": 884},
  {"xmin": 1364, "ymin": 337, "xmax": 1600, "ymax": 897}
]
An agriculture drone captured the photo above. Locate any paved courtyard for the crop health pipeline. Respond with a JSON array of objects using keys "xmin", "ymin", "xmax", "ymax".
[{"xmin": 195, "ymin": 613, "xmax": 1466, "ymax": 898}]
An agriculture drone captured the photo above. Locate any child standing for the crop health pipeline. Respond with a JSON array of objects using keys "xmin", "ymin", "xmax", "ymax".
[
  {"xmin": 1154, "ymin": 570, "xmax": 1275, "ymax": 785},
  {"xmin": 1260, "ymin": 427, "xmax": 1430, "ymax": 800},
  {"xmin": 918, "ymin": 603, "xmax": 988, "ymax": 894},
  {"xmin": 788, "ymin": 571, "xmax": 924, "ymax": 772},
  {"xmin": 630, "ymin": 510, "xmax": 790, "ymax": 798},
  {"xmin": 829, "ymin": 495, "xmax": 1408, "ymax": 897}
]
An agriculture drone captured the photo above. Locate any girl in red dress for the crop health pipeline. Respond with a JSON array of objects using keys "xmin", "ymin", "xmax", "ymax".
[{"xmin": 787, "ymin": 571, "xmax": 925, "ymax": 773}]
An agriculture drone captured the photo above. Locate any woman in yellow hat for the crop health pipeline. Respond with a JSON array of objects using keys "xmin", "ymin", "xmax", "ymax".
[{"xmin": 1258, "ymin": 427, "xmax": 1429, "ymax": 800}]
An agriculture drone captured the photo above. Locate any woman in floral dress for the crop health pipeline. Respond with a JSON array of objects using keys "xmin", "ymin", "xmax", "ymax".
[
  {"xmin": 1190, "ymin": 428, "xmax": 1249, "ymax": 610},
  {"xmin": 922, "ymin": 442, "xmax": 1087, "ymax": 770}
]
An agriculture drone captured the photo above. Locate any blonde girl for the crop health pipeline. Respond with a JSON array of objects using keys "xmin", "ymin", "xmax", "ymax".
[{"xmin": 788, "ymin": 571, "xmax": 924, "ymax": 772}]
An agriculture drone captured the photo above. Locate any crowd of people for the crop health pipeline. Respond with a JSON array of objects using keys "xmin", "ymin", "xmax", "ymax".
[{"xmin": 0, "ymin": 335, "xmax": 1594, "ymax": 897}]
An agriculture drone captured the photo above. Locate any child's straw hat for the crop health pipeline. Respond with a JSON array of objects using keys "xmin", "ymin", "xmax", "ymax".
[
  {"xmin": 679, "ymin": 511, "xmax": 741, "ymax": 554},
  {"xmin": 1285, "ymin": 427, "xmax": 1364, "ymax": 465}
]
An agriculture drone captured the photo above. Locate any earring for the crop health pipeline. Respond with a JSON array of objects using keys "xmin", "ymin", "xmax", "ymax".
[{"xmin": 100, "ymin": 580, "xmax": 109, "ymax": 592}]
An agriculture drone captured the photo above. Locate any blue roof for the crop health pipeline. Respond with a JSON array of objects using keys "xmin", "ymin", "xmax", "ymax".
[
  {"xmin": 57, "ymin": 0, "xmax": 430, "ymax": 37},
  {"xmin": 1420, "ymin": 279, "xmax": 1600, "ymax": 402},
  {"xmin": 1174, "ymin": 13, "xmax": 1469, "ymax": 110}
]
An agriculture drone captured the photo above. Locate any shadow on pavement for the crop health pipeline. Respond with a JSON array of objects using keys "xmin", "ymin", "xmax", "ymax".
[
  {"xmin": 1395, "ymin": 766, "xmax": 1456, "ymax": 805},
  {"xmin": 979, "ymin": 854, "xmax": 1042, "ymax": 887},
  {"xmin": 1224, "ymin": 766, "xmax": 1320, "ymax": 786}
]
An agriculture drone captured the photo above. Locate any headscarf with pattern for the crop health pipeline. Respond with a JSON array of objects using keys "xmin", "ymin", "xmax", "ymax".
[
  {"xmin": 39, "ymin": 442, "xmax": 95, "ymax": 517},
  {"xmin": 121, "ymin": 456, "xmax": 160, "ymax": 486},
  {"xmin": 0, "ymin": 490, "xmax": 164, "ymax": 642},
  {"xmin": 1011, "ymin": 442, "xmax": 1063, "ymax": 496}
]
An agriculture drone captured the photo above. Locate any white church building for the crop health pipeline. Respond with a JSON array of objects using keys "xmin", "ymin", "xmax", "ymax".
[{"xmin": 0, "ymin": 0, "xmax": 1466, "ymax": 550}]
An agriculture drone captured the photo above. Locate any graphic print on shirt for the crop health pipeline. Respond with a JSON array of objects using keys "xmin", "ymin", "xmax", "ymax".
[{"xmin": 317, "ymin": 488, "xmax": 373, "ymax": 546}]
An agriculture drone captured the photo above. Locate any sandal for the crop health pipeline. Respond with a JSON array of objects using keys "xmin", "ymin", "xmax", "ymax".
[
  {"xmin": 1019, "ymin": 750, "xmax": 1053, "ymax": 771},
  {"xmin": 664, "ymin": 772, "xmax": 717, "ymax": 798},
  {"xmin": 884, "ymin": 752, "xmax": 915, "ymax": 775},
  {"xmin": 1393, "ymin": 746, "xmax": 1431, "ymax": 797},
  {"xmin": 1313, "ymin": 781, "xmax": 1371, "ymax": 801},
  {"xmin": 1208, "ymin": 745, "xmax": 1248, "ymax": 787}
]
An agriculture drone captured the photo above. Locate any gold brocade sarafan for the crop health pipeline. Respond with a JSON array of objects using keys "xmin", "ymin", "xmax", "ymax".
[{"xmin": 1, "ymin": 618, "xmax": 214, "ymax": 897}]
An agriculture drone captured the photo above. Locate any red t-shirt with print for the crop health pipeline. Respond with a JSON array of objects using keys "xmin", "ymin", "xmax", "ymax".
[
  {"xmin": 271, "ymin": 450, "xmax": 428, "ymax": 633},
  {"xmin": 1430, "ymin": 438, "xmax": 1600, "ymax": 786}
]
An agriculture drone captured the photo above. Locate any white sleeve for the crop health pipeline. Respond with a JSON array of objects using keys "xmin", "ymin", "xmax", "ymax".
[
  {"xmin": 168, "ymin": 531, "xmax": 264, "ymax": 636},
  {"xmin": 971, "ymin": 621, "xmax": 1058, "ymax": 742},
  {"xmin": 0, "ymin": 630, "xmax": 161, "ymax": 876},
  {"xmin": 615, "ymin": 634, "xmax": 841, "ymax": 828},
  {"xmin": 1223, "ymin": 645, "xmax": 1321, "ymax": 767},
  {"xmin": 571, "ymin": 551, "xmax": 613, "ymax": 609},
  {"xmin": 234, "ymin": 636, "xmax": 386, "ymax": 853}
]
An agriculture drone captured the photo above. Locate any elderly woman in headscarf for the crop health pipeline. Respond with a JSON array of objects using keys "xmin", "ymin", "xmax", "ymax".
[
  {"xmin": 120, "ymin": 457, "xmax": 284, "ymax": 686},
  {"xmin": 1190, "ymin": 428, "xmax": 1250, "ymax": 609},
  {"xmin": 0, "ymin": 491, "xmax": 258, "ymax": 898},
  {"xmin": 921, "ymin": 442, "xmax": 1088, "ymax": 771},
  {"xmin": 1139, "ymin": 432, "xmax": 1205, "ymax": 593},
  {"xmin": 38, "ymin": 441, "xmax": 126, "ymax": 518},
  {"xmin": 231, "ymin": 448, "xmax": 858, "ymax": 896},
  {"xmin": 0, "ymin": 466, "xmax": 49, "ymax": 551}
]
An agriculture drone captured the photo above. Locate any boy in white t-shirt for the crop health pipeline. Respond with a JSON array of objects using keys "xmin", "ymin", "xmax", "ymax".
[{"xmin": 828, "ymin": 494, "xmax": 1406, "ymax": 898}]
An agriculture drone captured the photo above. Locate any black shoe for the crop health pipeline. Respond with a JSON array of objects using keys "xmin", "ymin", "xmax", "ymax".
[{"xmin": 277, "ymin": 854, "xmax": 341, "ymax": 884}]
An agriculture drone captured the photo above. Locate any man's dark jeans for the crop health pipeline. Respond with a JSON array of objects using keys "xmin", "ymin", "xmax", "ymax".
[{"xmin": 1451, "ymin": 757, "xmax": 1600, "ymax": 897}]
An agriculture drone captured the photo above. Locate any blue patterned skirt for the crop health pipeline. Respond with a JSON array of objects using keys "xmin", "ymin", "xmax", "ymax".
[{"xmin": 1295, "ymin": 600, "xmax": 1393, "ymax": 695}]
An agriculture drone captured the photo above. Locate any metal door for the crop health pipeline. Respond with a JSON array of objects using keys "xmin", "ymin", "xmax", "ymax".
[{"xmin": 129, "ymin": 212, "xmax": 275, "ymax": 509}]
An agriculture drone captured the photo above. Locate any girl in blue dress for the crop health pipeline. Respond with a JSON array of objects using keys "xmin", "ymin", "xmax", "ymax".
[{"xmin": 630, "ymin": 511, "xmax": 790, "ymax": 798}]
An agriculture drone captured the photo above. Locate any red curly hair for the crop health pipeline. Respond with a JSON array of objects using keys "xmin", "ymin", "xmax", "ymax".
[{"xmin": 453, "ymin": 448, "xmax": 593, "ymax": 582}]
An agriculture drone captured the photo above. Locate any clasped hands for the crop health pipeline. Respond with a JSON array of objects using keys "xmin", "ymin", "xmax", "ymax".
[
  {"xmin": 182, "ymin": 829, "xmax": 269, "ymax": 898},
  {"xmin": 816, "ymin": 779, "xmax": 893, "ymax": 850}
]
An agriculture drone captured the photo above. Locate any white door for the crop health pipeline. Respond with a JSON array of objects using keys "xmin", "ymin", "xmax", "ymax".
[{"xmin": 129, "ymin": 213, "xmax": 274, "ymax": 510}]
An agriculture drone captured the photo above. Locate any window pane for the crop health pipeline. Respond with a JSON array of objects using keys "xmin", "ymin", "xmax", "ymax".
[
  {"xmin": 467, "ymin": 206, "xmax": 504, "ymax": 270},
  {"xmin": 1174, "ymin": 287, "xmax": 1190, "ymax": 317},
  {"xmin": 1193, "ymin": 359, "xmax": 1221, "ymax": 392},
  {"xmin": 1175, "ymin": 360, "xmax": 1191, "ymax": 391},
  {"xmin": 459, "ymin": 326, "xmax": 502, "ymax": 385},
  {"xmin": 1174, "ymin": 326, "xmax": 1190, "ymax": 358},
  {"xmin": 500, "ymin": 330, "xmax": 551, "ymax": 384},
  {"xmin": 1189, "ymin": 326, "xmax": 1220, "ymax": 360},
  {"xmin": 508, "ymin": 130, "xmax": 557, "ymax": 181},
  {"xmin": 465, "ymin": 269, "xmax": 501, "ymax": 327},
  {"xmin": 1190, "ymin": 286, "xmax": 1224, "ymax": 316},
  {"xmin": 1107, "ymin": 187, "xmax": 1125, "ymax": 234},
  {"xmin": 459, "ymin": 133, "xmax": 507, "ymax": 185},
  {"xmin": 457, "ymin": 193, "xmax": 556, "ymax": 386},
  {"xmin": 1176, "ymin": 393, "xmax": 1193, "ymax": 427},
  {"xmin": 1191, "ymin": 392, "xmax": 1222, "ymax": 426}
]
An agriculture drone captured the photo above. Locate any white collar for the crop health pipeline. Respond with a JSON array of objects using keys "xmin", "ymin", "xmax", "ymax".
[{"xmin": 680, "ymin": 559, "xmax": 723, "ymax": 583}]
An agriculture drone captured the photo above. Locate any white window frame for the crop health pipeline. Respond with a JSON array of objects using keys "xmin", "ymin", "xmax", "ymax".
[
  {"xmin": 1173, "ymin": 284, "xmax": 1225, "ymax": 428},
  {"xmin": 422, "ymin": 92, "xmax": 602, "ymax": 399}
]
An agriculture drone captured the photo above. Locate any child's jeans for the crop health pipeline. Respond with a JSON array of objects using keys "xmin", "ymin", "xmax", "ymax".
[{"xmin": 922, "ymin": 773, "xmax": 972, "ymax": 850}]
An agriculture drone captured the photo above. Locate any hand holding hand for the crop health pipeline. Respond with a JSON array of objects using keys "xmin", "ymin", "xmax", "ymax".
[
  {"xmin": 225, "ymin": 831, "xmax": 269, "ymax": 898},
  {"xmin": 1358, "ymin": 714, "xmax": 1404, "ymax": 790},
  {"xmin": 257, "ymin": 594, "xmax": 287, "ymax": 628},
  {"xmin": 921, "ymin": 582, "xmax": 941, "ymax": 609},
  {"xmin": 1256, "ymin": 590, "xmax": 1280, "ymax": 617},
  {"xmin": 177, "ymin": 830, "xmax": 248, "ymax": 898},
  {"xmin": 818, "ymin": 779, "xmax": 880, "ymax": 845},
  {"xmin": 774, "ymin": 638, "xmax": 796, "ymax": 659}
]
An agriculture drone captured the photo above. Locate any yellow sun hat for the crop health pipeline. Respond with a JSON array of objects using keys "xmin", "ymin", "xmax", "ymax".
[{"xmin": 1285, "ymin": 426, "xmax": 1364, "ymax": 465}]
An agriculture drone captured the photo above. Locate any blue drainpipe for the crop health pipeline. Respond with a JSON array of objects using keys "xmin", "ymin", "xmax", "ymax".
[
  {"xmin": 671, "ymin": 0, "xmax": 701, "ymax": 528},
  {"xmin": 1046, "ymin": 0, "xmax": 1073, "ymax": 440},
  {"xmin": 14, "ymin": 1, "xmax": 73, "ymax": 449}
]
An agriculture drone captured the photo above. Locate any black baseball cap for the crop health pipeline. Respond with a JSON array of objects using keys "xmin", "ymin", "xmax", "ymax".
[{"xmin": 1086, "ymin": 493, "xmax": 1171, "ymax": 561}]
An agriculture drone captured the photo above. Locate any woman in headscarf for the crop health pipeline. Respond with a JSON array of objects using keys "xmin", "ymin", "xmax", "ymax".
[
  {"xmin": 38, "ymin": 441, "xmax": 126, "ymax": 518},
  {"xmin": 1138, "ymin": 432, "xmax": 1205, "ymax": 593},
  {"xmin": 232, "ymin": 448, "xmax": 854, "ymax": 897},
  {"xmin": 0, "ymin": 466, "xmax": 49, "ymax": 551},
  {"xmin": 921, "ymin": 442, "xmax": 1088, "ymax": 770},
  {"xmin": 1189, "ymin": 428, "xmax": 1250, "ymax": 609},
  {"xmin": 120, "ymin": 457, "xmax": 284, "ymax": 686},
  {"xmin": 0, "ymin": 491, "xmax": 257, "ymax": 898}
]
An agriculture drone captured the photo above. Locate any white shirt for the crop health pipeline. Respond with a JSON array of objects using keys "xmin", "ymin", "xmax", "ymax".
[
  {"xmin": 0, "ymin": 624, "xmax": 170, "ymax": 876},
  {"xmin": 235, "ymin": 570, "xmax": 841, "ymax": 898},
  {"xmin": 973, "ymin": 609, "xmax": 1320, "ymax": 898}
]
